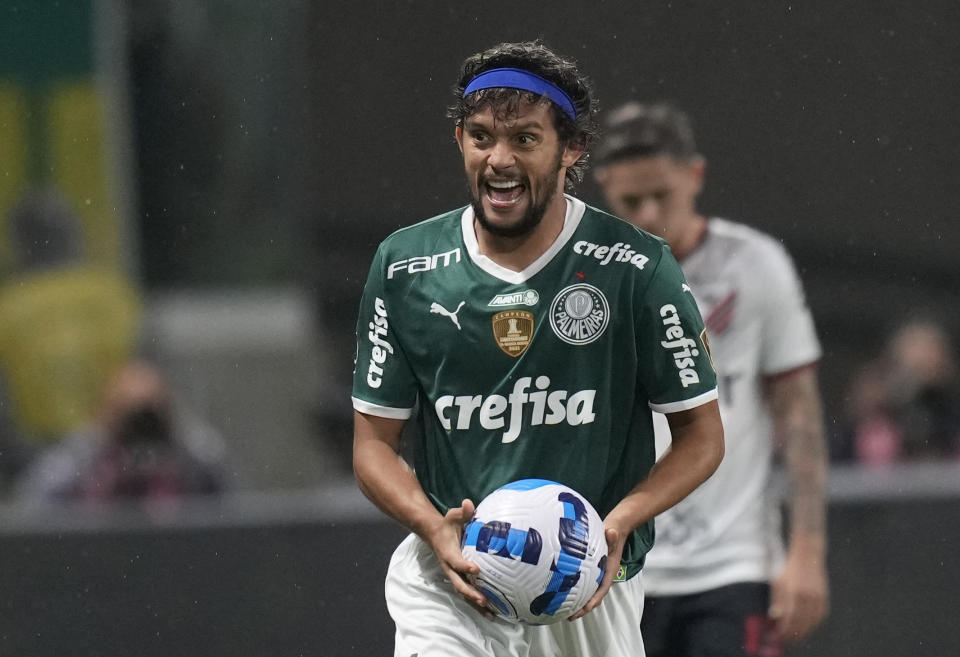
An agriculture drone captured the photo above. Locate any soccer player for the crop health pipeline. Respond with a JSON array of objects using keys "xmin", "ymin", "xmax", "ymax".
[
  {"xmin": 351, "ymin": 42, "xmax": 724, "ymax": 657},
  {"xmin": 594, "ymin": 102, "xmax": 829, "ymax": 656}
]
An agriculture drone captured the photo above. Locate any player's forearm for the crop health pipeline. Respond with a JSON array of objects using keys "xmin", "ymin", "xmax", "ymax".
[
  {"xmin": 353, "ymin": 413, "xmax": 444, "ymax": 537},
  {"xmin": 772, "ymin": 370, "xmax": 829, "ymax": 548},
  {"xmin": 606, "ymin": 401, "xmax": 724, "ymax": 534},
  {"xmin": 784, "ymin": 416, "xmax": 828, "ymax": 552},
  {"xmin": 354, "ymin": 438, "xmax": 446, "ymax": 537}
]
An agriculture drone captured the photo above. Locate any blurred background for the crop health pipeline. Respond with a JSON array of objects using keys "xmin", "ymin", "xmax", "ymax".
[{"xmin": 0, "ymin": 0, "xmax": 957, "ymax": 655}]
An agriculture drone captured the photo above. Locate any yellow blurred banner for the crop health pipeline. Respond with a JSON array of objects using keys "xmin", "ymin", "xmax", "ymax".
[
  {"xmin": 0, "ymin": 84, "xmax": 28, "ymax": 272},
  {"xmin": 48, "ymin": 82, "xmax": 120, "ymax": 269},
  {"xmin": 0, "ymin": 0, "xmax": 127, "ymax": 272}
]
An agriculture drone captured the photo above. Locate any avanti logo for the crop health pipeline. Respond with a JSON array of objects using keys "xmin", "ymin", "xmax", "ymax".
[{"xmin": 488, "ymin": 289, "xmax": 540, "ymax": 307}]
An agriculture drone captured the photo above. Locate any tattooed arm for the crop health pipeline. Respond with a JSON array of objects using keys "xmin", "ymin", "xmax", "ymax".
[{"xmin": 766, "ymin": 365, "xmax": 829, "ymax": 642}]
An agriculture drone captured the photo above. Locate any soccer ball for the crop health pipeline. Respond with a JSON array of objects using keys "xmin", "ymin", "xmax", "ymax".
[{"xmin": 460, "ymin": 479, "xmax": 608, "ymax": 625}]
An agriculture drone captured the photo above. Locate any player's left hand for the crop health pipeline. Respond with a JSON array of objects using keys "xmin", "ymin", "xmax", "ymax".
[
  {"xmin": 568, "ymin": 526, "xmax": 625, "ymax": 621},
  {"xmin": 769, "ymin": 548, "xmax": 829, "ymax": 641}
]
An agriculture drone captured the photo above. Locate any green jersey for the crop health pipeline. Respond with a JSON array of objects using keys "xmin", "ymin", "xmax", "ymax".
[{"xmin": 352, "ymin": 196, "xmax": 717, "ymax": 577}]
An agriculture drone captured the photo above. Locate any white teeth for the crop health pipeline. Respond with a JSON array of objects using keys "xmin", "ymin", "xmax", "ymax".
[{"xmin": 488, "ymin": 180, "xmax": 521, "ymax": 189}]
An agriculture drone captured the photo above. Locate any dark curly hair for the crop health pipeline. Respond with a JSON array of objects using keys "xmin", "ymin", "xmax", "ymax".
[{"xmin": 449, "ymin": 41, "xmax": 599, "ymax": 190}]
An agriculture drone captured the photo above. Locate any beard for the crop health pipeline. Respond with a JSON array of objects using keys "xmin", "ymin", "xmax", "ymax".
[{"xmin": 468, "ymin": 158, "xmax": 563, "ymax": 239}]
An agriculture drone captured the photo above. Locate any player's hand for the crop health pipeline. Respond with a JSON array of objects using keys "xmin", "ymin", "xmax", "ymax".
[
  {"xmin": 769, "ymin": 548, "xmax": 829, "ymax": 641},
  {"xmin": 568, "ymin": 526, "xmax": 625, "ymax": 621},
  {"xmin": 424, "ymin": 499, "xmax": 491, "ymax": 616}
]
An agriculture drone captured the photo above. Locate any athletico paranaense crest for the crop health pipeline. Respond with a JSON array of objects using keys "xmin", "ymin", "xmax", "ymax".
[{"xmin": 492, "ymin": 310, "xmax": 534, "ymax": 357}]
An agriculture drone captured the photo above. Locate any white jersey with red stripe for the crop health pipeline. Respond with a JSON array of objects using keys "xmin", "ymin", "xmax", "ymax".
[{"xmin": 642, "ymin": 217, "xmax": 821, "ymax": 596}]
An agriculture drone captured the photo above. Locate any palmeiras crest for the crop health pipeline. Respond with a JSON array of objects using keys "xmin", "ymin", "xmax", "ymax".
[{"xmin": 549, "ymin": 283, "xmax": 609, "ymax": 345}]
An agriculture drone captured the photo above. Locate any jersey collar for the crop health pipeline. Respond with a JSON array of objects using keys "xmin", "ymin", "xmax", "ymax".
[{"xmin": 460, "ymin": 194, "xmax": 586, "ymax": 284}]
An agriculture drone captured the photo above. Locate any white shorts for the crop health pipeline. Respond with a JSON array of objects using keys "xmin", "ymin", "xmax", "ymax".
[{"xmin": 384, "ymin": 533, "xmax": 646, "ymax": 657}]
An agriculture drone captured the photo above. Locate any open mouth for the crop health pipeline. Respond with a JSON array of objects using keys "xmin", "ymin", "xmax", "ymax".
[{"xmin": 484, "ymin": 179, "xmax": 526, "ymax": 208}]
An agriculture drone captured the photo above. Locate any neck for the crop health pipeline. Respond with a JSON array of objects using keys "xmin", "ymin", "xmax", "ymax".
[
  {"xmin": 475, "ymin": 194, "xmax": 568, "ymax": 272},
  {"xmin": 668, "ymin": 214, "xmax": 708, "ymax": 261}
]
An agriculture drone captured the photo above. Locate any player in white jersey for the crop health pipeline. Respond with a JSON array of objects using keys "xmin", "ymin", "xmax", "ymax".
[
  {"xmin": 594, "ymin": 102, "xmax": 829, "ymax": 656},
  {"xmin": 352, "ymin": 44, "xmax": 725, "ymax": 657}
]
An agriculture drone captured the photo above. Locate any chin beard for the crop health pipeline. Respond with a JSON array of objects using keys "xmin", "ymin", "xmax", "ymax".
[
  {"xmin": 470, "ymin": 197, "xmax": 550, "ymax": 238},
  {"xmin": 469, "ymin": 173, "xmax": 560, "ymax": 239}
]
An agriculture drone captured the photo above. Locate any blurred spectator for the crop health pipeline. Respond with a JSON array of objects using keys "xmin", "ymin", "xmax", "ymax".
[
  {"xmin": 0, "ymin": 188, "xmax": 141, "ymax": 486},
  {"xmin": 15, "ymin": 359, "xmax": 226, "ymax": 504},
  {"xmin": 843, "ymin": 318, "xmax": 960, "ymax": 465}
]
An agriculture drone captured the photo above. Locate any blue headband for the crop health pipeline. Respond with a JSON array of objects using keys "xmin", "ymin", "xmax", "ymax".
[{"xmin": 463, "ymin": 67, "xmax": 577, "ymax": 120}]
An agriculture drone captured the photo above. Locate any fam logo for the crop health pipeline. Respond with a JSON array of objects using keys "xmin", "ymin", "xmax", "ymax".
[
  {"xmin": 387, "ymin": 248, "xmax": 461, "ymax": 279},
  {"xmin": 488, "ymin": 289, "xmax": 540, "ymax": 307},
  {"xmin": 549, "ymin": 284, "xmax": 609, "ymax": 345}
]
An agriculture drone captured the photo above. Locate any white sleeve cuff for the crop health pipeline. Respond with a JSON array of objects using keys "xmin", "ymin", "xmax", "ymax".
[
  {"xmin": 351, "ymin": 396, "xmax": 415, "ymax": 420},
  {"xmin": 649, "ymin": 388, "xmax": 718, "ymax": 414}
]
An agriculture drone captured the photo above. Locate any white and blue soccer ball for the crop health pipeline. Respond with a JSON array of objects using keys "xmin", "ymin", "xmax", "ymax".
[{"xmin": 460, "ymin": 479, "xmax": 608, "ymax": 625}]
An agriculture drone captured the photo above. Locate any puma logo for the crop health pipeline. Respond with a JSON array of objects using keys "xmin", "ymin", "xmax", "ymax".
[{"xmin": 430, "ymin": 301, "xmax": 466, "ymax": 330}]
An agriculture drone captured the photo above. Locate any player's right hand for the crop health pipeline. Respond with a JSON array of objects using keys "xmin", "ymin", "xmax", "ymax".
[{"xmin": 425, "ymin": 499, "xmax": 492, "ymax": 617}]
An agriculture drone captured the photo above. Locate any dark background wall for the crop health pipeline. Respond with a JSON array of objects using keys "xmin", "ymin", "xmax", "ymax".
[
  {"xmin": 308, "ymin": 0, "xmax": 959, "ymax": 264},
  {"xmin": 1, "ymin": 494, "xmax": 958, "ymax": 657},
  {"xmin": 3, "ymin": 4, "xmax": 956, "ymax": 654},
  {"xmin": 121, "ymin": 2, "xmax": 960, "ymax": 439},
  {"xmin": 286, "ymin": 0, "xmax": 959, "ymax": 428}
]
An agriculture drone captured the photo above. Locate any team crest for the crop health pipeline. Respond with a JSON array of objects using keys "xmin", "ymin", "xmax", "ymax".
[
  {"xmin": 492, "ymin": 310, "xmax": 534, "ymax": 357},
  {"xmin": 549, "ymin": 284, "xmax": 609, "ymax": 345}
]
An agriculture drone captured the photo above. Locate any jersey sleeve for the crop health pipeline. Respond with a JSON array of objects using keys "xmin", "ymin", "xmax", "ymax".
[
  {"xmin": 754, "ymin": 241, "xmax": 822, "ymax": 375},
  {"xmin": 635, "ymin": 245, "xmax": 718, "ymax": 414},
  {"xmin": 351, "ymin": 245, "xmax": 419, "ymax": 419}
]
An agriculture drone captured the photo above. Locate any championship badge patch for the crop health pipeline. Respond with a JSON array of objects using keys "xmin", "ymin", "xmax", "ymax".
[
  {"xmin": 549, "ymin": 283, "xmax": 609, "ymax": 345},
  {"xmin": 492, "ymin": 310, "xmax": 534, "ymax": 357}
]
